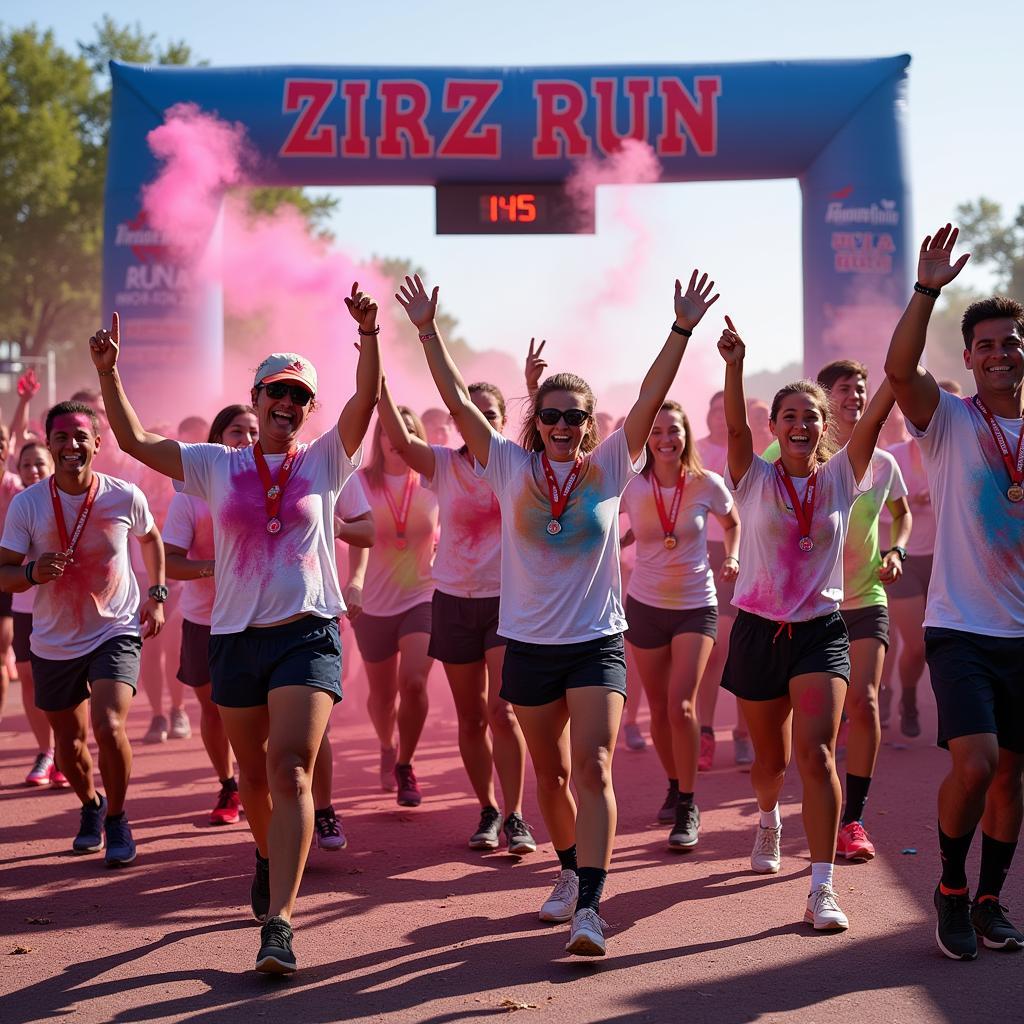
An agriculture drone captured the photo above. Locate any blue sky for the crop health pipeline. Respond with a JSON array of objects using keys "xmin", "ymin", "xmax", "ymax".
[{"xmin": 28, "ymin": 0, "xmax": 1024, "ymax": 388}]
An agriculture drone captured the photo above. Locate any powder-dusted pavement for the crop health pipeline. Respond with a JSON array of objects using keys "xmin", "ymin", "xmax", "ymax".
[{"xmin": 2, "ymin": 669, "xmax": 1021, "ymax": 1024}]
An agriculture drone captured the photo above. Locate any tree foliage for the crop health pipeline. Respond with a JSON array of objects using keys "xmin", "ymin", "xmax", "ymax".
[{"xmin": 0, "ymin": 18, "xmax": 336, "ymax": 375}]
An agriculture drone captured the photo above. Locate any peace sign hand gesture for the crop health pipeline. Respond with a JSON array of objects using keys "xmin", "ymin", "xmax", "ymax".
[
  {"xmin": 674, "ymin": 269, "xmax": 720, "ymax": 331},
  {"xmin": 395, "ymin": 274, "xmax": 439, "ymax": 329},
  {"xmin": 917, "ymin": 224, "xmax": 970, "ymax": 291},
  {"xmin": 525, "ymin": 338, "xmax": 548, "ymax": 391},
  {"xmin": 717, "ymin": 316, "xmax": 746, "ymax": 366},
  {"xmin": 89, "ymin": 313, "xmax": 121, "ymax": 372},
  {"xmin": 344, "ymin": 282, "xmax": 379, "ymax": 334}
]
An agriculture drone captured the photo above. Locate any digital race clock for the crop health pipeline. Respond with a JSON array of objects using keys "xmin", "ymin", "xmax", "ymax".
[{"xmin": 435, "ymin": 183, "xmax": 594, "ymax": 235}]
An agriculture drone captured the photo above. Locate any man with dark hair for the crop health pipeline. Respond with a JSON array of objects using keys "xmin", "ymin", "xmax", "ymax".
[
  {"xmin": 762, "ymin": 361, "xmax": 912, "ymax": 863},
  {"xmin": 886, "ymin": 224, "xmax": 1024, "ymax": 960},
  {"xmin": 0, "ymin": 401, "xmax": 167, "ymax": 866}
]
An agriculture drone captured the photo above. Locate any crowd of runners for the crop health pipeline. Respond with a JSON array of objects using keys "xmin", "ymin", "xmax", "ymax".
[{"xmin": 0, "ymin": 224, "xmax": 1021, "ymax": 975}]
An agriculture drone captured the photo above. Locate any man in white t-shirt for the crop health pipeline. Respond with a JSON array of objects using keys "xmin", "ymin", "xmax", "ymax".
[
  {"xmin": 885, "ymin": 223, "xmax": 1024, "ymax": 960},
  {"xmin": 0, "ymin": 401, "xmax": 166, "ymax": 868}
]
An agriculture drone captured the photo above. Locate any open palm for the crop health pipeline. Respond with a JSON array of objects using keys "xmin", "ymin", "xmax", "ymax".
[
  {"xmin": 395, "ymin": 274, "xmax": 438, "ymax": 329},
  {"xmin": 918, "ymin": 224, "xmax": 970, "ymax": 290},
  {"xmin": 675, "ymin": 269, "xmax": 720, "ymax": 331}
]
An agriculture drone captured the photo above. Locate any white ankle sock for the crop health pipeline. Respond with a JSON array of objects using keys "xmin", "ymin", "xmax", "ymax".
[
  {"xmin": 810, "ymin": 862, "xmax": 834, "ymax": 891},
  {"xmin": 759, "ymin": 804, "xmax": 781, "ymax": 829}
]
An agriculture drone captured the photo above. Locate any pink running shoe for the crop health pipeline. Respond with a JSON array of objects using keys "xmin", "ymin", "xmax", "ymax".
[
  {"xmin": 836, "ymin": 820, "xmax": 876, "ymax": 861},
  {"xmin": 698, "ymin": 730, "xmax": 716, "ymax": 772},
  {"xmin": 50, "ymin": 766, "xmax": 71, "ymax": 789},
  {"xmin": 394, "ymin": 763, "xmax": 422, "ymax": 807},
  {"xmin": 25, "ymin": 751, "xmax": 54, "ymax": 786},
  {"xmin": 210, "ymin": 783, "xmax": 242, "ymax": 826}
]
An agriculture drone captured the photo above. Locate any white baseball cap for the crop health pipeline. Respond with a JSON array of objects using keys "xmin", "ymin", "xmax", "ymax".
[{"xmin": 253, "ymin": 353, "xmax": 318, "ymax": 395}]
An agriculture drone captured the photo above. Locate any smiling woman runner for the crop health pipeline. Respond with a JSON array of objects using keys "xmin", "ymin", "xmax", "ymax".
[
  {"xmin": 397, "ymin": 269, "xmax": 718, "ymax": 957},
  {"xmin": 85, "ymin": 285, "xmax": 381, "ymax": 976},
  {"xmin": 620, "ymin": 400, "xmax": 740, "ymax": 851},
  {"xmin": 715, "ymin": 315, "xmax": 893, "ymax": 932},
  {"xmin": 378, "ymin": 375, "xmax": 535, "ymax": 854}
]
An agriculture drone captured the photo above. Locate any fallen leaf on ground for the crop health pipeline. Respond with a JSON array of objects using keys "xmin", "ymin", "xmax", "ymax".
[
  {"xmin": 25, "ymin": 917, "xmax": 51, "ymax": 925},
  {"xmin": 10, "ymin": 946, "xmax": 32, "ymax": 955}
]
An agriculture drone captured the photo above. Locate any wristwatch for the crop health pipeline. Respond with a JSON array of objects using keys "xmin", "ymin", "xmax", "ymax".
[
  {"xmin": 881, "ymin": 546, "xmax": 907, "ymax": 562},
  {"xmin": 148, "ymin": 584, "xmax": 170, "ymax": 603}
]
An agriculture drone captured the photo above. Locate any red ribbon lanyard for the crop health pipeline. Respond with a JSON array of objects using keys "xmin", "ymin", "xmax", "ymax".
[
  {"xmin": 774, "ymin": 459, "xmax": 818, "ymax": 552},
  {"xmin": 253, "ymin": 442, "xmax": 301, "ymax": 535},
  {"xmin": 541, "ymin": 453, "xmax": 584, "ymax": 535},
  {"xmin": 383, "ymin": 471, "xmax": 416, "ymax": 548},
  {"xmin": 651, "ymin": 469, "xmax": 686, "ymax": 548},
  {"xmin": 50, "ymin": 476, "xmax": 99, "ymax": 556},
  {"xmin": 971, "ymin": 396, "xmax": 1024, "ymax": 500}
]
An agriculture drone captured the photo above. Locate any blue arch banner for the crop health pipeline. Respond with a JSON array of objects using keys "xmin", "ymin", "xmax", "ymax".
[{"xmin": 104, "ymin": 57, "xmax": 911, "ymax": 410}]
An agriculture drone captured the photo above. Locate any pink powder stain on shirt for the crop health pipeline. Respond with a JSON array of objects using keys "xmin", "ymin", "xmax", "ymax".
[
  {"xmin": 218, "ymin": 463, "xmax": 321, "ymax": 585},
  {"xmin": 190, "ymin": 507, "xmax": 216, "ymax": 561},
  {"xmin": 54, "ymin": 525, "xmax": 124, "ymax": 632}
]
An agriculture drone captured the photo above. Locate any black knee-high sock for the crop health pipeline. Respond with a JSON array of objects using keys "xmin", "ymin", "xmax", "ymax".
[
  {"xmin": 842, "ymin": 773, "xmax": 872, "ymax": 825},
  {"xmin": 977, "ymin": 834, "xmax": 1018, "ymax": 902},
  {"xmin": 939, "ymin": 824, "xmax": 976, "ymax": 892},
  {"xmin": 577, "ymin": 867, "xmax": 607, "ymax": 913},
  {"xmin": 555, "ymin": 845, "xmax": 578, "ymax": 873}
]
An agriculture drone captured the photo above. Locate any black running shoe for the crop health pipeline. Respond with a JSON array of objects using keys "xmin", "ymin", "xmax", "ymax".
[
  {"xmin": 657, "ymin": 785, "xmax": 678, "ymax": 824},
  {"xmin": 255, "ymin": 916, "xmax": 296, "ymax": 974},
  {"xmin": 668, "ymin": 802, "xmax": 701, "ymax": 851},
  {"xmin": 934, "ymin": 885, "xmax": 978, "ymax": 960},
  {"xmin": 72, "ymin": 795, "xmax": 107, "ymax": 854},
  {"xmin": 468, "ymin": 806, "xmax": 501, "ymax": 850},
  {"xmin": 972, "ymin": 898, "xmax": 1024, "ymax": 951},
  {"xmin": 251, "ymin": 850, "xmax": 271, "ymax": 923},
  {"xmin": 503, "ymin": 812, "xmax": 538, "ymax": 855}
]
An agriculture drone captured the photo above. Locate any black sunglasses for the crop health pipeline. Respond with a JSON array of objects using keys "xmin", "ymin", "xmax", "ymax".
[
  {"xmin": 259, "ymin": 381, "xmax": 313, "ymax": 406},
  {"xmin": 538, "ymin": 408, "xmax": 589, "ymax": 427}
]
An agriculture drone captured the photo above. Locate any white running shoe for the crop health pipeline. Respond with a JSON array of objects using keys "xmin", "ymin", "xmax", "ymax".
[
  {"xmin": 539, "ymin": 869, "xmax": 579, "ymax": 922},
  {"xmin": 751, "ymin": 823, "xmax": 782, "ymax": 873},
  {"xmin": 566, "ymin": 908, "xmax": 607, "ymax": 956},
  {"xmin": 804, "ymin": 883, "xmax": 849, "ymax": 930}
]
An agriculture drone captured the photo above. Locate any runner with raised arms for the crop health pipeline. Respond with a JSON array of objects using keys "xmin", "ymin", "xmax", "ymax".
[
  {"xmin": 397, "ymin": 269, "xmax": 719, "ymax": 957},
  {"xmin": 884, "ymin": 224, "xmax": 1024, "ymax": 960},
  {"xmin": 620, "ymin": 400, "xmax": 739, "ymax": 850},
  {"xmin": 378, "ymin": 375, "xmax": 535, "ymax": 854},
  {"xmin": 352, "ymin": 403, "xmax": 438, "ymax": 807},
  {"xmin": 715, "ymin": 315, "xmax": 893, "ymax": 932},
  {"xmin": 85, "ymin": 284, "xmax": 381, "ymax": 975}
]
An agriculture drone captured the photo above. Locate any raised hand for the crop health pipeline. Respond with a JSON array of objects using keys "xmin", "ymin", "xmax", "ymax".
[
  {"xmin": 17, "ymin": 368, "xmax": 40, "ymax": 398},
  {"xmin": 395, "ymin": 274, "xmax": 439, "ymax": 329},
  {"xmin": 525, "ymin": 338, "xmax": 548, "ymax": 391},
  {"xmin": 675, "ymin": 269, "xmax": 720, "ymax": 331},
  {"xmin": 918, "ymin": 224, "xmax": 970, "ymax": 290},
  {"xmin": 344, "ymin": 282, "xmax": 379, "ymax": 333},
  {"xmin": 89, "ymin": 312, "xmax": 121, "ymax": 372},
  {"xmin": 717, "ymin": 315, "xmax": 746, "ymax": 365}
]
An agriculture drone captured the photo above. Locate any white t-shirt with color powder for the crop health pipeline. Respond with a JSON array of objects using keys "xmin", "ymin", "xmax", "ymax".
[
  {"xmin": 696, "ymin": 437, "xmax": 729, "ymax": 544},
  {"xmin": 888, "ymin": 439, "xmax": 935, "ymax": 555},
  {"xmin": 357, "ymin": 469, "xmax": 438, "ymax": 617},
  {"xmin": 479, "ymin": 428, "xmax": 644, "ymax": 644},
  {"xmin": 180, "ymin": 427, "xmax": 359, "ymax": 634},
  {"xmin": 425, "ymin": 445, "xmax": 501, "ymax": 599},
  {"xmin": 1, "ymin": 474, "xmax": 154, "ymax": 659},
  {"xmin": 162, "ymin": 492, "xmax": 216, "ymax": 628},
  {"xmin": 907, "ymin": 389, "xmax": 1024, "ymax": 636},
  {"xmin": 620, "ymin": 469, "xmax": 732, "ymax": 610},
  {"xmin": 727, "ymin": 451, "xmax": 871, "ymax": 623}
]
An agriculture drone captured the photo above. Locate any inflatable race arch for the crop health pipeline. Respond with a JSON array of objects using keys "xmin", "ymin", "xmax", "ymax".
[{"xmin": 104, "ymin": 56, "xmax": 911, "ymax": 406}]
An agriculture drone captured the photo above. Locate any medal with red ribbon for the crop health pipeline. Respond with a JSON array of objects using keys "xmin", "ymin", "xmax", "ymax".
[
  {"xmin": 971, "ymin": 396, "xmax": 1024, "ymax": 503},
  {"xmin": 253, "ymin": 442, "xmax": 301, "ymax": 535},
  {"xmin": 774, "ymin": 459, "xmax": 818, "ymax": 552},
  {"xmin": 383, "ymin": 471, "xmax": 416, "ymax": 550},
  {"xmin": 50, "ymin": 475, "xmax": 99, "ymax": 557},
  {"xmin": 541, "ymin": 453, "xmax": 584, "ymax": 536},
  {"xmin": 652, "ymin": 469, "xmax": 686, "ymax": 550}
]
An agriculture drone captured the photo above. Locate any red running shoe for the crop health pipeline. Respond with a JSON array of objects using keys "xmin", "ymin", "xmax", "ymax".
[
  {"xmin": 210, "ymin": 783, "xmax": 242, "ymax": 826},
  {"xmin": 394, "ymin": 763, "xmax": 422, "ymax": 807},
  {"xmin": 698, "ymin": 730, "xmax": 716, "ymax": 772},
  {"xmin": 836, "ymin": 820, "xmax": 876, "ymax": 861}
]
